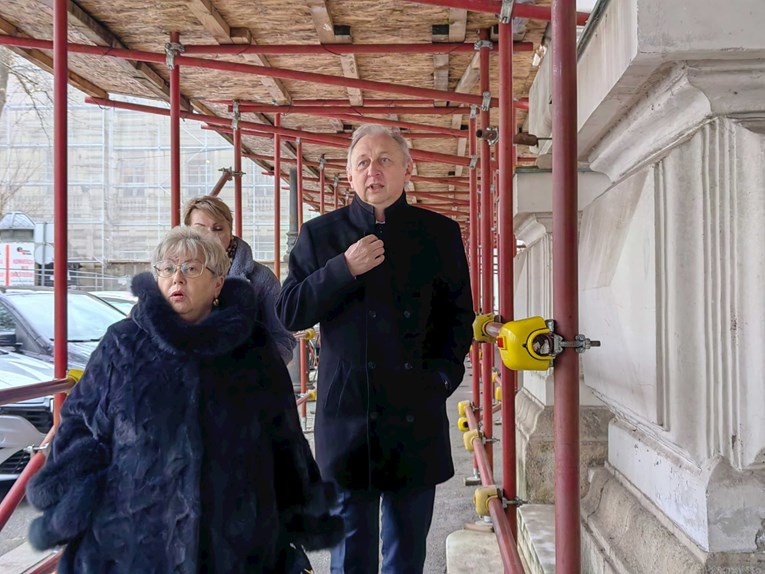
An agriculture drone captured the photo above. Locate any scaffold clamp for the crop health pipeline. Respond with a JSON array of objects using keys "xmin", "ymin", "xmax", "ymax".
[
  {"xmin": 26, "ymin": 442, "xmax": 51, "ymax": 459},
  {"xmin": 473, "ymin": 485, "xmax": 501, "ymax": 517},
  {"xmin": 503, "ymin": 496, "xmax": 527, "ymax": 509},
  {"xmin": 463, "ymin": 428, "xmax": 482, "ymax": 452},
  {"xmin": 164, "ymin": 41, "xmax": 185, "ymax": 69},
  {"xmin": 232, "ymin": 100, "xmax": 241, "ymax": 131},
  {"xmin": 473, "ymin": 39, "xmax": 494, "ymax": 51},
  {"xmin": 468, "ymin": 155, "xmax": 478, "ymax": 170},
  {"xmin": 499, "ymin": 0, "xmax": 515, "ymax": 24},
  {"xmin": 473, "ymin": 312, "xmax": 496, "ymax": 343},
  {"xmin": 469, "ymin": 105, "xmax": 477, "ymax": 119},
  {"xmin": 481, "ymin": 91, "xmax": 492, "ymax": 112},
  {"xmin": 476, "ymin": 126, "xmax": 499, "ymax": 146},
  {"xmin": 546, "ymin": 320, "xmax": 602, "ymax": 355}
]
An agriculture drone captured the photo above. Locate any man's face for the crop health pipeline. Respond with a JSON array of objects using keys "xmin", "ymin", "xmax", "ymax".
[{"xmin": 347, "ymin": 133, "xmax": 413, "ymax": 212}]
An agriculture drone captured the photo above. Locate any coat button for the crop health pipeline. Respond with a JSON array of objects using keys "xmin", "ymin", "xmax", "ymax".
[
  {"xmin": 403, "ymin": 310, "xmax": 411, "ymax": 318},
  {"xmin": 368, "ymin": 361, "xmax": 376, "ymax": 369},
  {"xmin": 406, "ymin": 414, "xmax": 415, "ymax": 423},
  {"xmin": 404, "ymin": 362, "xmax": 413, "ymax": 370},
  {"xmin": 369, "ymin": 412, "xmax": 379, "ymax": 420},
  {"xmin": 369, "ymin": 310, "xmax": 377, "ymax": 318}
]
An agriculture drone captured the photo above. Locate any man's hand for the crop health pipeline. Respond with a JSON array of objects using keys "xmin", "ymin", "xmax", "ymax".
[{"xmin": 344, "ymin": 235, "xmax": 385, "ymax": 277}]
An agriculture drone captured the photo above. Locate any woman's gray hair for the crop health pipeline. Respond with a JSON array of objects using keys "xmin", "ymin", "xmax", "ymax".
[
  {"xmin": 151, "ymin": 226, "xmax": 231, "ymax": 277},
  {"xmin": 346, "ymin": 124, "xmax": 412, "ymax": 171}
]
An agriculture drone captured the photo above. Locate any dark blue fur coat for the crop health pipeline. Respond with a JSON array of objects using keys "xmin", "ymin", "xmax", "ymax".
[{"xmin": 26, "ymin": 272, "xmax": 342, "ymax": 573}]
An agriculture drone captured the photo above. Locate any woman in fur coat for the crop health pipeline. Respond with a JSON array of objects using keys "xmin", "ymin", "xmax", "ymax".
[
  {"xmin": 26, "ymin": 226, "xmax": 342, "ymax": 573},
  {"xmin": 183, "ymin": 195, "xmax": 296, "ymax": 364}
]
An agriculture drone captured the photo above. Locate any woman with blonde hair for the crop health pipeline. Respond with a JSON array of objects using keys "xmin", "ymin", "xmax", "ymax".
[
  {"xmin": 27, "ymin": 226, "xmax": 341, "ymax": 573},
  {"xmin": 184, "ymin": 195, "xmax": 295, "ymax": 363}
]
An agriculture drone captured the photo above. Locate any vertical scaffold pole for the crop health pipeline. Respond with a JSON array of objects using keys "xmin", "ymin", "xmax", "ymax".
[
  {"xmin": 552, "ymin": 0, "xmax": 581, "ymax": 571},
  {"xmin": 169, "ymin": 32, "xmax": 181, "ymax": 227},
  {"xmin": 273, "ymin": 114, "xmax": 282, "ymax": 279},
  {"xmin": 498, "ymin": 13, "xmax": 518, "ymax": 537},
  {"xmin": 478, "ymin": 29, "xmax": 494, "ymax": 470},
  {"xmin": 53, "ymin": 0, "xmax": 69, "ymax": 416},
  {"xmin": 233, "ymin": 102, "xmax": 243, "ymax": 237}
]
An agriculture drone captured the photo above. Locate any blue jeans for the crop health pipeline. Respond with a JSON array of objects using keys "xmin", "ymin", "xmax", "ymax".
[{"xmin": 329, "ymin": 486, "xmax": 436, "ymax": 574}]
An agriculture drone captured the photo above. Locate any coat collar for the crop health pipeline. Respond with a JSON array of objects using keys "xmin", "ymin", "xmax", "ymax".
[
  {"xmin": 349, "ymin": 191, "xmax": 409, "ymax": 229},
  {"xmin": 130, "ymin": 272, "xmax": 257, "ymax": 357},
  {"xmin": 228, "ymin": 236, "xmax": 255, "ymax": 277}
]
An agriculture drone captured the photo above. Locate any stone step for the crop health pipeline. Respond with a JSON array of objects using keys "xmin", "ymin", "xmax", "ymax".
[
  {"xmin": 446, "ymin": 528, "xmax": 504, "ymax": 573},
  {"xmin": 517, "ymin": 504, "xmax": 556, "ymax": 574}
]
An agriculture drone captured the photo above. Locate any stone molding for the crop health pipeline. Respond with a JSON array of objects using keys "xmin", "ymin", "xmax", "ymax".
[
  {"xmin": 516, "ymin": 387, "xmax": 611, "ymax": 504},
  {"xmin": 582, "ymin": 465, "xmax": 765, "ymax": 572}
]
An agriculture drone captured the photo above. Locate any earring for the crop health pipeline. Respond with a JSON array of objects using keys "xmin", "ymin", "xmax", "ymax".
[{"xmin": 213, "ymin": 297, "xmax": 220, "ymax": 307}]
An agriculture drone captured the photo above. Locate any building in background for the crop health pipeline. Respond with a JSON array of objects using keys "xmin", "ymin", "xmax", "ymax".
[{"xmin": 0, "ymin": 51, "xmax": 292, "ymax": 290}]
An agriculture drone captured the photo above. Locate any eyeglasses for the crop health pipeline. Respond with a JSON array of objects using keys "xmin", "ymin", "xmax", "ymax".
[{"xmin": 153, "ymin": 260, "xmax": 213, "ymax": 278}]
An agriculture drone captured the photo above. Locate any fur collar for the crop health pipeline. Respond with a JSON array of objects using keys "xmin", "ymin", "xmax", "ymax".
[{"xmin": 130, "ymin": 272, "xmax": 257, "ymax": 358}]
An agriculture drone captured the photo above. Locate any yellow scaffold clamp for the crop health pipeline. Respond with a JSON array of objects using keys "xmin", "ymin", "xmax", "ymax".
[
  {"xmin": 474, "ymin": 315, "xmax": 601, "ymax": 371},
  {"xmin": 472, "ymin": 313, "xmax": 496, "ymax": 343},
  {"xmin": 457, "ymin": 417, "xmax": 470, "ymax": 432},
  {"xmin": 473, "ymin": 485, "xmax": 501, "ymax": 517},
  {"xmin": 457, "ymin": 400, "xmax": 471, "ymax": 417},
  {"xmin": 463, "ymin": 428, "xmax": 482, "ymax": 453},
  {"xmin": 67, "ymin": 368, "xmax": 85, "ymax": 389}
]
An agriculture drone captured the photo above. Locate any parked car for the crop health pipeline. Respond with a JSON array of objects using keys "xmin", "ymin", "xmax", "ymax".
[
  {"xmin": 0, "ymin": 287, "xmax": 125, "ymax": 369},
  {"xmin": 0, "ymin": 349, "xmax": 56, "ymax": 480},
  {"xmin": 89, "ymin": 290, "xmax": 137, "ymax": 315}
]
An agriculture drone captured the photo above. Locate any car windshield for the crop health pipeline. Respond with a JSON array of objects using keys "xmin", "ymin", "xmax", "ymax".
[{"xmin": 6, "ymin": 292, "xmax": 125, "ymax": 342}]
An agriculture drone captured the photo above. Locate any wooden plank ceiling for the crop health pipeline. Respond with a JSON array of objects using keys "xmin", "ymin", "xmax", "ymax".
[{"xmin": 0, "ymin": 0, "xmax": 566, "ymax": 223}]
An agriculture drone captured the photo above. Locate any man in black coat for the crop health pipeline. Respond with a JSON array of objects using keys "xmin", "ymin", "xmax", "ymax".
[{"xmin": 276, "ymin": 124, "xmax": 474, "ymax": 574}]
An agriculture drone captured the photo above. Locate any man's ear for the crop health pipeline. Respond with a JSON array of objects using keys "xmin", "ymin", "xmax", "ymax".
[
  {"xmin": 346, "ymin": 170, "xmax": 353, "ymax": 186},
  {"xmin": 404, "ymin": 160, "xmax": 413, "ymax": 183}
]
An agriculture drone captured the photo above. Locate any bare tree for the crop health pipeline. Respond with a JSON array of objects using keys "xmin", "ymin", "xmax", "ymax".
[{"xmin": 0, "ymin": 47, "xmax": 53, "ymax": 217}]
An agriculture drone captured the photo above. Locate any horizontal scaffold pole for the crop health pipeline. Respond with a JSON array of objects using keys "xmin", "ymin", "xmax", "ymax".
[
  {"xmin": 404, "ymin": 0, "xmax": 590, "ymax": 26},
  {"xmin": 84, "ymin": 97, "xmax": 472, "ymax": 167},
  {"xmin": 182, "ymin": 41, "xmax": 533, "ymax": 55},
  {"xmin": 0, "ymin": 35, "xmax": 497, "ymax": 108}
]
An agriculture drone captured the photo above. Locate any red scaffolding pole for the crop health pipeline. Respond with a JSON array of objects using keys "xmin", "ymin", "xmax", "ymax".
[
  {"xmin": 234, "ymin": 105, "xmax": 454, "ymax": 115},
  {"xmin": 53, "ymin": 0, "xmax": 68, "ymax": 388},
  {"xmin": 404, "ymin": 0, "xmax": 590, "ymax": 25},
  {"xmin": 552, "ymin": 0, "xmax": 581, "ymax": 571},
  {"xmin": 180, "ymin": 41, "xmax": 529, "ymax": 55},
  {"xmin": 498, "ymin": 15, "xmax": 518, "ymax": 537},
  {"xmin": 319, "ymin": 157, "xmax": 326, "ymax": 215},
  {"xmin": 233, "ymin": 109, "xmax": 243, "ymax": 237},
  {"xmin": 468, "ymin": 112, "xmax": 481, "ymax": 428},
  {"xmin": 0, "ymin": 35, "xmax": 499, "ymax": 107},
  {"xmin": 169, "ymin": 32, "xmax": 181, "ymax": 226},
  {"xmin": 274, "ymin": 114, "xmax": 282, "ymax": 280},
  {"xmin": 86, "ymin": 96, "xmax": 473, "ymax": 167},
  {"xmin": 478, "ymin": 29, "xmax": 494, "ymax": 471}
]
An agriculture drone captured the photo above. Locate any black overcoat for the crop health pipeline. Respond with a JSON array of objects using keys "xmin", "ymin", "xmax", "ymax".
[
  {"xmin": 26, "ymin": 273, "xmax": 341, "ymax": 573},
  {"xmin": 276, "ymin": 193, "xmax": 474, "ymax": 491}
]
